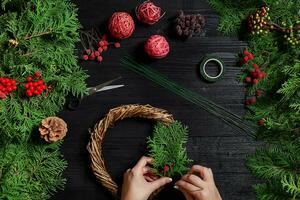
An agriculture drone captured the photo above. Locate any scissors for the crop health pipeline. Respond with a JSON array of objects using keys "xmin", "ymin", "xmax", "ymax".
[{"xmin": 67, "ymin": 76, "xmax": 124, "ymax": 110}]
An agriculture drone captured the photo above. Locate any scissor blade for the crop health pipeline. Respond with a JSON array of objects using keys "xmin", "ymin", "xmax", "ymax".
[
  {"xmin": 94, "ymin": 76, "xmax": 122, "ymax": 91},
  {"xmin": 97, "ymin": 84, "xmax": 124, "ymax": 92}
]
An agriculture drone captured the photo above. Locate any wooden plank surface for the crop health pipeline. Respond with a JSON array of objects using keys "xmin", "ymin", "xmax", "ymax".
[{"xmin": 52, "ymin": 0, "xmax": 260, "ymax": 199}]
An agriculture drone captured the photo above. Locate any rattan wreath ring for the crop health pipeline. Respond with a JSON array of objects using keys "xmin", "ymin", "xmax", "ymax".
[{"xmin": 87, "ymin": 104, "xmax": 174, "ymax": 198}]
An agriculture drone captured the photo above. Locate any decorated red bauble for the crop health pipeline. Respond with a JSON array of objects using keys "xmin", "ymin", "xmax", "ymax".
[
  {"xmin": 136, "ymin": 1, "xmax": 163, "ymax": 25},
  {"xmin": 144, "ymin": 35, "xmax": 169, "ymax": 59},
  {"xmin": 108, "ymin": 12, "xmax": 135, "ymax": 39}
]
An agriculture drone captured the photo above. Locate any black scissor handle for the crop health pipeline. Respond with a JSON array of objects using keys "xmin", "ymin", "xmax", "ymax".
[{"xmin": 67, "ymin": 96, "xmax": 82, "ymax": 111}]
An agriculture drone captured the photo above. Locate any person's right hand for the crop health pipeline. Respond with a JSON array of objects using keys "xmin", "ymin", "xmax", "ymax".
[{"xmin": 175, "ymin": 165, "xmax": 222, "ymax": 200}]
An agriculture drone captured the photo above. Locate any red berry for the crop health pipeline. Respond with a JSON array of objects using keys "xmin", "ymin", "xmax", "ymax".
[
  {"xmin": 34, "ymin": 71, "xmax": 42, "ymax": 78},
  {"xmin": 245, "ymin": 77, "xmax": 252, "ymax": 83},
  {"xmin": 26, "ymin": 90, "xmax": 33, "ymax": 97},
  {"xmin": 97, "ymin": 56, "xmax": 103, "ymax": 62},
  {"xmin": 29, "ymin": 86, "xmax": 34, "ymax": 91},
  {"xmin": 102, "ymin": 34, "xmax": 107, "ymax": 40},
  {"xmin": 10, "ymin": 80, "xmax": 16, "ymax": 85},
  {"xmin": 248, "ymin": 53, "xmax": 254, "ymax": 60},
  {"xmin": 163, "ymin": 165, "xmax": 169, "ymax": 172},
  {"xmin": 12, "ymin": 85, "xmax": 17, "ymax": 90},
  {"xmin": 258, "ymin": 73, "xmax": 264, "ymax": 79},
  {"xmin": 261, "ymin": 72, "xmax": 266, "ymax": 78},
  {"xmin": 252, "ymin": 79, "xmax": 259, "ymax": 85},
  {"xmin": 114, "ymin": 42, "xmax": 121, "ymax": 48},
  {"xmin": 37, "ymin": 80, "xmax": 44, "ymax": 85},
  {"xmin": 33, "ymin": 82, "xmax": 38, "ymax": 87},
  {"xmin": 98, "ymin": 47, "xmax": 103, "ymax": 53},
  {"xmin": 0, "ymin": 91, "xmax": 6, "ymax": 99},
  {"xmin": 26, "ymin": 76, "xmax": 33, "ymax": 82},
  {"xmin": 253, "ymin": 63, "xmax": 259, "ymax": 69},
  {"xmin": 85, "ymin": 49, "xmax": 92, "ymax": 55},
  {"xmin": 254, "ymin": 68, "xmax": 261, "ymax": 73},
  {"xmin": 99, "ymin": 41, "xmax": 105, "ymax": 47},
  {"xmin": 33, "ymin": 90, "xmax": 39, "ymax": 95},
  {"xmin": 249, "ymin": 97, "xmax": 257, "ymax": 105},
  {"xmin": 251, "ymin": 72, "xmax": 258, "ymax": 78},
  {"xmin": 255, "ymin": 90, "xmax": 262, "ymax": 97},
  {"xmin": 42, "ymin": 85, "xmax": 47, "ymax": 90},
  {"xmin": 103, "ymin": 46, "xmax": 108, "ymax": 51},
  {"xmin": 243, "ymin": 50, "xmax": 250, "ymax": 56},
  {"xmin": 257, "ymin": 119, "xmax": 265, "ymax": 126},
  {"xmin": 83, "ymin": 55, "xmax": 89, "ymax": 60},
  {"xmin": 89, "ymin": 52, "xmax": 95, "ymax": 60},
  {"xmin": 94, "ymin": 51, "xmax": 100, "ymax": 57}
]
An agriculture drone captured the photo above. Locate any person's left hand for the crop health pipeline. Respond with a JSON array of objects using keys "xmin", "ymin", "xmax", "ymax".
[{"xmin": 121, "ymin": 156, "xmax": 173, "ymax": 200}]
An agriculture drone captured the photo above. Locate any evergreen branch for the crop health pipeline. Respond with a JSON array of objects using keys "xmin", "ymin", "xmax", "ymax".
[
  {"xmin": 24, "ymin": 29, "xmax": 53, "ymax": 40},
  {"xmin": 281, "ymin": 175, "xmax": 300, "ymax": 199}
]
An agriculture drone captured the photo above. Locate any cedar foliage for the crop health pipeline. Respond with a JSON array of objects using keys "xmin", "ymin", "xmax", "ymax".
[
  {"xmin": 147, "ymin": 121, "xmax": 192, "ymax": 177},
  {"xmin": 208, "ymin": 0, "xmax": 300, "ymax": 199},
  {"xmin": 0, "ymin": 0, "xmax": 87, "ymax": 199}
]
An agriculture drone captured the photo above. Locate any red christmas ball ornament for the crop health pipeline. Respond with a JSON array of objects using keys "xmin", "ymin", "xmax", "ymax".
[
  {"xmin": 144, "ymin": 35, "xmax": 170, "ymax": 59},
  {"xmin": 108, "ymin": 12, "xmax": 135, "ymax": 39},
  {"xmin": 136, "ymin": 1, "xmax": 163, "ymax": 25}
]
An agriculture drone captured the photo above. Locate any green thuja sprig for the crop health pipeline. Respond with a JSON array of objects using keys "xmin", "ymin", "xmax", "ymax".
[{"xmin": 147, "ymin": 121, "xmax": 192, "ymax": 177}]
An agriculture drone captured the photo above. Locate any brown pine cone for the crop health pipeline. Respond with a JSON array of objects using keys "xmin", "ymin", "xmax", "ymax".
[{"xmin": 39, "ymin": 116, "xmax": 68, "ymax": 143}]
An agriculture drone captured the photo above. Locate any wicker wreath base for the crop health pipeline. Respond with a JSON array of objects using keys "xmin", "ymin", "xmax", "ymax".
[{"xmin": 87, "ymin": 104, "xmax": 174, "ymax": 198}]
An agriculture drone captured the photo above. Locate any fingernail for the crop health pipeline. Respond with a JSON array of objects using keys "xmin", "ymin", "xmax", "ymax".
[
  {"xmin": 168, "ymin": 178, "xmax": 172, "ymax": 182},
  {"xmin": 174, "ymin": 185, "xmax": 178, "ymax": 189}
]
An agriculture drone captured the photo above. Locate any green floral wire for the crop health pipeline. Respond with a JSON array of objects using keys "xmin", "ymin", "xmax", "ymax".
[{"xmin": 121, "ymin": 56, "xmax": 256, "ymax": 137}]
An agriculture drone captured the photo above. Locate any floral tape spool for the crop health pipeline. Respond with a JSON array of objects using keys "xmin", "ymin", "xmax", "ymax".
[
  {"xmin": 87, "ymin": 104, "xmax": 174, "ymax": 198},
  {"xmin": 199, "ymin": 55, "xmax": 225, "ymax": 82}
]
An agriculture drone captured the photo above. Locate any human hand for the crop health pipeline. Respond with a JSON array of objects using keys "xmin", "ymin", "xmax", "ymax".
[
  {"xmin": 175, "ymin": 165, "xmax": 222, "ymax": 200},
  {"xmin": 121, "ymin": 156, "xmax": 173, "ymax": 200}
]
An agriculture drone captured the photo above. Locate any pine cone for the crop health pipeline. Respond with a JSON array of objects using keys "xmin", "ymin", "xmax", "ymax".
[{"xmin": 39, "ymin": 116, "xmax": 68, "ymax": 142}]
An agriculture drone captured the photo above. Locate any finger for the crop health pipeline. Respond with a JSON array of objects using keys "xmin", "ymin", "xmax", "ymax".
[
  {"xmin": 145, "ymin": 172, "xmax": 158, "ymax": 180},
  {"xmin": 144, "ymin": 175, "xmax": 156, "ymax": 182},
  {"xmin": 189, "ymin": 165, "xmax": 211, "ymax": 181},
  {"xmin": 208, "ymin": 168, "xmax": 214, "ymax": 179},
  {"xmin": 150, "ymin": 177, "xmax": 172, "ymax": 191},
  {"xmin": 182, "ymin": 174, "xmax": 206, "ymax": 188},
  {"xmin": 142, "ymin": 166, "xmax": 151, "ymax": 174},
  {"xmin": 175, "ymin": 180, "xmax": 202, "ymax": 192},
  {"xmin": 133, "ymin": 156, "xmax": 153, "ymax": 171}
]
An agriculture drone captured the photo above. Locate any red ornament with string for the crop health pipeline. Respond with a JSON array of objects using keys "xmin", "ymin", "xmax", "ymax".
[
  {"xmin": 144, "ymin": 34, "xmax": 170, "ymax": 59},
  {"xmin": 136, "ymin": 1, "xmax": 164, "ymax": 25},
  {"xmin": 108, "ymin": 12, "xmax": 135, "ymax": 39}
]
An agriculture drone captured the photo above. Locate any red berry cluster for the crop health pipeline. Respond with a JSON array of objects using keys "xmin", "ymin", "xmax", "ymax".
[
  {"xmin": 0, "ymin": 77, "xmax": 17, "ymax": 99},
  {"xmin": 240, "ymin": 50, "xmax": 266, "ymax": 106},
  {"xmin": 24, "ymin": 72, "xmax": 47, "ymax": 97},
  {"xmin": 82, "ymin": 34, "xmax": 121, "ymax": 63}
]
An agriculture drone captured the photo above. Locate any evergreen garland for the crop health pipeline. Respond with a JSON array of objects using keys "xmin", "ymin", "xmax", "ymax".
[
  {"xmin": 147, "ymin": 121, "xmax": 192, "ymax": 177},
  {"xmin": 0, "ymin": 0, "xmax": 87, "ymax": 198},
  {"xmin": 208, "ymin": 0, "xmax": 300, "ymax": 199}
]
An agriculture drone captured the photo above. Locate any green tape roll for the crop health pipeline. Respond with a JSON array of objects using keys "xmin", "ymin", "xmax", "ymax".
[{"xmin": 199, "ymin": 55, "xmax": 225, "ymax": 82}]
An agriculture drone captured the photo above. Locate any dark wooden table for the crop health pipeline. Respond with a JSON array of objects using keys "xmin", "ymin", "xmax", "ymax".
[{"xmin": 53, "ymin": 0, "xmax": 260, "ymax": 199}]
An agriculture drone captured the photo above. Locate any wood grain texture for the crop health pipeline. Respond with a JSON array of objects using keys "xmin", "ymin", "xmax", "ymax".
[{"xmin": 52, "ymin": 0, "xmax": 260, "ymax": 200}]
